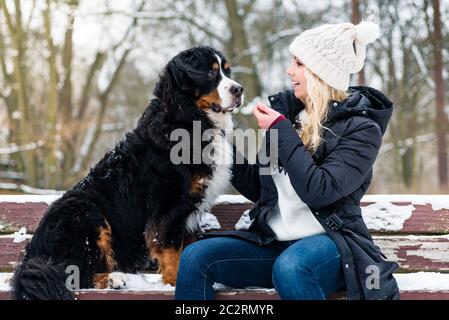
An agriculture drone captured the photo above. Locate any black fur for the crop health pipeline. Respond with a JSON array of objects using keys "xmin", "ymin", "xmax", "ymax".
[{"xmin": 12, "ymin": 46, "xmax": 235, "ymax": 300}]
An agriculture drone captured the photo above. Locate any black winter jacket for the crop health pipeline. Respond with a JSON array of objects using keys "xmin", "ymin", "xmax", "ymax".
[{"xmin": 200, "ymin": 86, "xmax": 400, "ymax": 300}]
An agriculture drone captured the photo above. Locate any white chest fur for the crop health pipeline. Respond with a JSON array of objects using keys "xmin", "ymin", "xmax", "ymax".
[{"xmin": 185, "ymin": 112, "xmax": 233, "ymax": 234}]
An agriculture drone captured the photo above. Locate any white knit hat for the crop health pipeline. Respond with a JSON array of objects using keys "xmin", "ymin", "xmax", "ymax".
[{"xmin": 289, "ymin": 21, "xmax": 380, "ymax": 91}]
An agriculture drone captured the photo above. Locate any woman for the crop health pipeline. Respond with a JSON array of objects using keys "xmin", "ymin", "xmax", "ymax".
[{"xmin": 175, "ymin": 21, "xmax": 400, "ymax": 300}]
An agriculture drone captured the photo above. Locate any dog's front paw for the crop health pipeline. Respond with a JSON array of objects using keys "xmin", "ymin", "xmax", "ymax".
[{"xmin": 108, "ymin": 272, "xmax": 129, "ymax": 289}]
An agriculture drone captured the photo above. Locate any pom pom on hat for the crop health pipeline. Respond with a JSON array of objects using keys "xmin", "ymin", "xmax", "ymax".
[{"xmin": 355, "ymin": 21, "xmax": 380, "ymax": 45}]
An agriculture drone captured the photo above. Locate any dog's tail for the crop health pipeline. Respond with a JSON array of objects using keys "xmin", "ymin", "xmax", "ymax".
[{"xmin": 12, "ymin": 257, "xmax": 75, "ymax": 300}]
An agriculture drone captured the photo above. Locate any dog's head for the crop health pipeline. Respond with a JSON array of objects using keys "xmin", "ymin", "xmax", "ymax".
[{"xmin": 154, "ymin": 46, "xmax": 243, "ymax": 115}]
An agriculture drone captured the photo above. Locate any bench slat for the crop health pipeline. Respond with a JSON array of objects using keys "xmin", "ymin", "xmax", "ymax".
[
  {"xmin": 2, "ymin": 235, "xmax": 449, "ymax": 273},
  {"xmin": 2, "ymin": 201, "xmax": 449, "ymax": 235},
  {"xmin": 214, "ymin": 202, "xmax": 449, "ymax": 235},
  {"xmin": 0, "ymin": 238, "xmax": 27, "ymax": 271},
  {"xmin": 0, "ymin": 202, "xmax": 47, "ymax": 234},
  {"xmin": 2, "ymin": 271, "xmax": 449, "ymax": 300},
  {"xmin": 400, "ymin": 205, "xmax": 449, "ymax": 234},
  {"xmin": 373, "ymin": 235, "xmax": 449, "ymax": 272}
]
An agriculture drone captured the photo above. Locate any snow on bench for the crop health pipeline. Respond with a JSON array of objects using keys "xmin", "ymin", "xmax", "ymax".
[{"xmin": 1, "ymin": 194, "xmax": 449, "ymax": 300}]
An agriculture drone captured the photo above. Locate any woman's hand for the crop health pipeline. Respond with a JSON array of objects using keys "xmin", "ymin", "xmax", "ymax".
[{"xmin": 252, "ymin": 103, "xmax": 285, "ymax": 129}]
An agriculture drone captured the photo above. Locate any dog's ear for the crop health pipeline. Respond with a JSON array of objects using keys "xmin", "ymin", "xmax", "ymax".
[
  {"xmin": 167, "ymin": 59, "xmax": 186, "ymax": 90},
  {"xmin": 153, "ymin": 60, "xmax": 192, "ymax": 100},
  {"xmin": 167, "ymin": 57, "xmax": 211, "ymax": 92}
]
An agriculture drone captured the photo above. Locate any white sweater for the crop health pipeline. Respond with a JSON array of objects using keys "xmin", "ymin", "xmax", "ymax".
[
  {"xmin": 266, "ymin": 168, "xmax": 326, "ymax": 241},
  {"xmin": 266, "ymin": 109, "xmax": 325, "ymax": 241}
]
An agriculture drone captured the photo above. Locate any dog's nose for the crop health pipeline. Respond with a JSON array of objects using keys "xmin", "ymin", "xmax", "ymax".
[{"xmin": 230, "ymin": 85, "xmax": 243, "ymax": 97}]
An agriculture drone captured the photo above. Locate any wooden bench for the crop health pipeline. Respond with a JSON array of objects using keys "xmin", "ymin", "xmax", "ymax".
[{"xmin": 1, "ymin": 194, "xmax": 449, "ymax": 300}]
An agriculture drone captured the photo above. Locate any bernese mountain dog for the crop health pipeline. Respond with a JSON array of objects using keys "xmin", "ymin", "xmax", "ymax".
[{"xmin": 12, "ymin": 46, "xmax": 243, "ymax": 300}]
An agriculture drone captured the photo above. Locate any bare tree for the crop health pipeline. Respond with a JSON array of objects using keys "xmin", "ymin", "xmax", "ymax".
[
  {"xmin": 430, "ymin": 0, "xmax": 448, "ymax": 192},
  {"xmin": 1, "ymin": 0, "xmax": 38, "ymax": 186},
  {"xmin": 0, "ymin": 0, "xmax": 146, "ymax": 190},
  {"xmin": 223, "ymin": 0, "xmax": 262, "ymax": 102},
  {"xmin": 351, "ymin": 0, "xmax": 365, "ymax": 85},
  {"xmin": 371, "ymin": 0, "xmax": 431, "ymax": 192}
]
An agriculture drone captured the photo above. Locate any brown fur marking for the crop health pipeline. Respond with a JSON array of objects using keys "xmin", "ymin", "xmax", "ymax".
[
  {"xmin": 190, "ymin": 175, "xmax": 206, "ymax": 195},
  {"xmin": 154, "ymin": 247, "xmax": 181, "ymax": 286},
  {"xmin": 195, "ymin": 89, "xmax": 221, "ymax": 110},
  {"xmin": 92, "ymin": 273, "xmax": 110, "ymax": 289},
  {"xmin": 145, "ymin": 231, "xmax": 197, "ymax": 286},
  {"xmin": 212, "ymin": 62, "xmax": 219, "ymax": 70},
  {"xmin": 97, "ymin": 220, "xmax": 116, "ymax": 272}
]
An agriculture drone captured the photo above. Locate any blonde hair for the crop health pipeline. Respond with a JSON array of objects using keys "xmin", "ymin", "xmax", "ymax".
[{"xmin": 300, "ymin": 67, "xmax": 348, "ymax": 153}]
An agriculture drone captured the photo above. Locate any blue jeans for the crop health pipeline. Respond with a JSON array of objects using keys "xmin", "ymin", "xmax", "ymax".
[{"xmin": 174, "ymin": 234, "xmax": 345, "ymax": 300}]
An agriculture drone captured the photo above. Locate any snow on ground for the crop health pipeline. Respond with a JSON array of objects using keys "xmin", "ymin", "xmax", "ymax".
[
  {"xmin": 0, "ymin": 227, "xmax": 32, "ymax": 243},
  {"xmin": 362, "ymin": 202, "xmax": 415, "ymax": 231},
  {"xmin": 215, "ymin": 272, "xmax": 449, "ymax": 293},
  {"xmin": 361, "ymin": 195, "xmax": 449, "ymax": 231},
  {"xmin": 362, "ymin": 194, "xmax": 449, "ymax": 211},
  {"xmin": 0, "ymin": 273, "xmax": 12, "ymax": 291},
  {"xmin": 1, "ymin": 272, "xmax": 449, "ymax": 293},
  {"xmin": 113, "ymin": 273, "xmax": 173, "ymax": 292},
  {"xmin": 235, "ymin": 209, "xmax": 253, "ymax": 231},
  {"xmin": 0, "ymin": 273, "xmax": 175, "ymax": 293},
  {"xmin": 0, "ymin": 272, "xmax": 277, "ymax": 293},
  {"xmin": 395, "ymin": 272, "xmax": 449, "ymax": 291},
  {"xmin": 199, "ymin": 212, "xmax": 221, "ymax": 232},
  {"xmin": 0, "ymin": 195, "xmax": 61, "ymax": 205},
  {"xmin": 0, "ymin": 185, "xmax": 63, "ymax": 196},
  {"xmin": 11, "ymin": 227, "xmax": 30, "ymax": 243},
  {"xmin": 214, "ymin": 195, "xmax": 251, "ymax": 204}
]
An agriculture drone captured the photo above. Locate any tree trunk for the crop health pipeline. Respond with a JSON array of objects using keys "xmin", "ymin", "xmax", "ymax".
[
  {"xmin": 59, "ymin": 0, "xmax": 80, "ymax": 187},
  {"xmin": 0, "ymin": 47, "xmax": 23, "ymax": 175},
  {"xmin": 1, "ymin": 0, "xmax": 38, "ymax": 186},
  {"xmin": 43, "ymin": 0, "xmax": 59, "ymax": 189},
  {"xmin": 431, "ymin": 0, "xmax": 448, "ymax": 192},
  {"xmin": 75, "ymin": 49, "xmax": 131, "ymax": 182},
  {"xmin": 351, "ymin": 0, "xmax": 365, "ymax": 85},
  {"xmin": 223, "ymin": 0, "xmax": 260, "ymax": 135},
  {"xmin": 224, "ymin": 0, "xmax": 262, "ymax": 102}
]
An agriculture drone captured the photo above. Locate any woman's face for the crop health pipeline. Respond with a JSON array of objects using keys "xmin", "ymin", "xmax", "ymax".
[{"xmin": 286, "ymin": 56, "xmax": 308, "ymax": 102}]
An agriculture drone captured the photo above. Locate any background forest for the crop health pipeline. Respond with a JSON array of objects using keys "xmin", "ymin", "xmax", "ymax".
[{"xmin": 0, "ymin": 0, "xmax": 448, "ymax": 195}]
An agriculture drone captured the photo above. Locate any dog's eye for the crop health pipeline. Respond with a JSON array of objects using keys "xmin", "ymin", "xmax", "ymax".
[{"xmin": 208, "ymin": 70, "xmax": 217, "ymax": 78}]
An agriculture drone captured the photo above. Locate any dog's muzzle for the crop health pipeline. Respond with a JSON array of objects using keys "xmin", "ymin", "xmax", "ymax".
[{"xmin": 224, "ymin": 85, "xmax": 244, "ymax": 112}]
